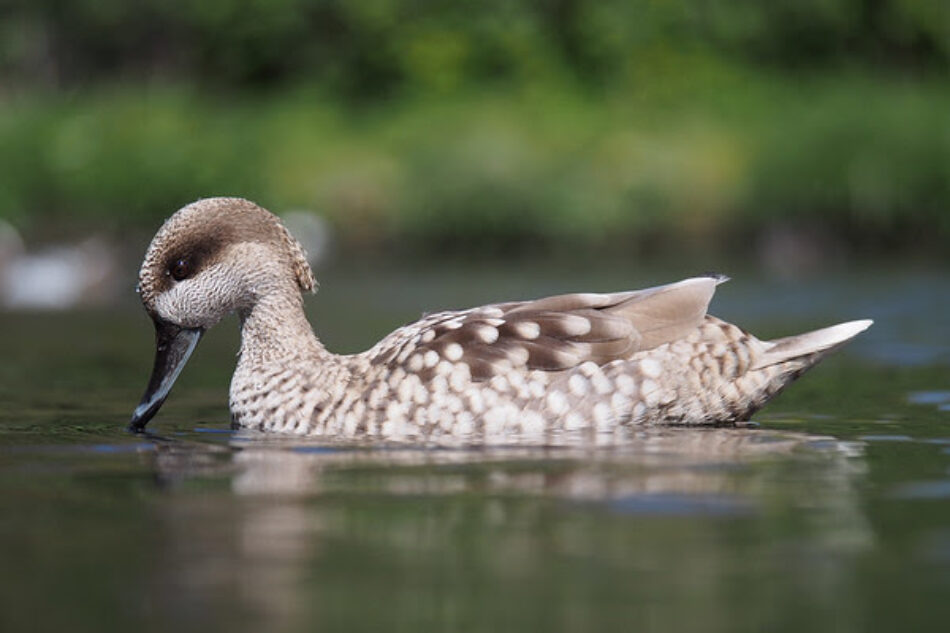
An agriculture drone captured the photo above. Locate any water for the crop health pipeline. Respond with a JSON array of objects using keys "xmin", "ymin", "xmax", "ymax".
[{"xmin": 1, "ymin": 263, "xmax": 948, "ymax": 632}]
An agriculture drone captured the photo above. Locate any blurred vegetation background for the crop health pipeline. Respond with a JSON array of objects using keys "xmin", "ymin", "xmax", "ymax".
[{"xmin": 0, "ymin": 0, "xmax": 947, "ymax": 261}]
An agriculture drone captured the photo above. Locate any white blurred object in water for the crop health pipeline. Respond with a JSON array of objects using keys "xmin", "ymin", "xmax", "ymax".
[{"xmin": 0, "ymin": 220, "xmax": 119, "ymax": 310}]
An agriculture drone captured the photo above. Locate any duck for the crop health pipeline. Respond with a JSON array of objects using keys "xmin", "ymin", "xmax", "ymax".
[{"xmin": 130, "ymin": 197, "xmax": 872, "ymax": 442}]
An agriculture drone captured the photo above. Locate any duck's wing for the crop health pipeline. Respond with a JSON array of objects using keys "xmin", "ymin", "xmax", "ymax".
[{"xmin": 366, "ymin": 276, "xmax": 724, "ymax": 381}]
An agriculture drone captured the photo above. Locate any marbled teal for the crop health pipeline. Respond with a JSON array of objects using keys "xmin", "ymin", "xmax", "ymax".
[{"xmin": 130, "ymin": 198, "xmax": 872, "ymax": 442}]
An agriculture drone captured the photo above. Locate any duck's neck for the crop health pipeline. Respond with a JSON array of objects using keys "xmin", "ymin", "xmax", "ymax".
[{"xmin": 237, "ymin": 289, "xmax": 328, "ymax": 366}]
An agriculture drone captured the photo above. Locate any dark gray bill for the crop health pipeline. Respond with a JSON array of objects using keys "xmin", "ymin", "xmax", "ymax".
[{"xmin": 129, "ymin": 320, "xmax": 204, "ymax": 431}]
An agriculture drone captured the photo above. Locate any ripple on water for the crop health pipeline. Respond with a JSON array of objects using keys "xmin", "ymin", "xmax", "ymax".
[
  {"xmin": 1, "ymin": 442, "xmax": 155, "ymax": 455},
  {"xmin": 291, "ymin": 446, "xmax": 344, "ymax": 455},
  {"xmin": 908, "ymin": 391, "xmax": 950, "ymax": 406},
  {"xmin": 859, "ymin": 434, "xmax": 915, "ymax": 442},
  {"xmin": 607, "ymin": 493, "xmax": 754, "ymax": 517},
  {"xmin": 865, "ymin": 342, "xmax": 950, "ymax": 367},
  {"xmin": 891, "ymin": 480, "xmax": 950, "ymax": 500}
]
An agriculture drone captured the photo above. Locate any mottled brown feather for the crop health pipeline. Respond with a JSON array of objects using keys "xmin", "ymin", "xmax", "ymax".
[{"xmin": 385, "ymin": 277, "xmax": 721, "ymax": 384}]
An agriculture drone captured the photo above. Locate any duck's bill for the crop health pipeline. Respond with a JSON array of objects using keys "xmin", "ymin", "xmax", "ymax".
[{"xmin": 129, "ymin": 320, "xmax": 204, "ymax": 431}]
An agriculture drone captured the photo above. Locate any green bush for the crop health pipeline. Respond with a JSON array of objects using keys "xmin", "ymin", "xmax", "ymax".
[
  {"xmin": 0, "ymin": 1, "xmax": 947, "ymax": 255},
  {"xmin": 0, "ymin": 74, "xmax": 947, "ymax": 255},
  {"xmin": 3, "ymin": 1, "xmax": 947, "ymax": 94}
]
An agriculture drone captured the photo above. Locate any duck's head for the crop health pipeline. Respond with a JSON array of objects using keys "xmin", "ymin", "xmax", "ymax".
[{"xmin": 130, "ymin": 197, "xmax": 314, "ymax": 431}]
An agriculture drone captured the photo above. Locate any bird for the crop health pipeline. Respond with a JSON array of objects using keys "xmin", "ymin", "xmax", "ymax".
[{"xmin": 130, "ymin": 197, "xmax": 872, "ymax": 443}]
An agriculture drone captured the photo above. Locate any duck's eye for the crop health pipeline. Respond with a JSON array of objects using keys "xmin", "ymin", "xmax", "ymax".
[{"xmin": 169, "ymin": 258, "xmax": 193, "ymax": 281}]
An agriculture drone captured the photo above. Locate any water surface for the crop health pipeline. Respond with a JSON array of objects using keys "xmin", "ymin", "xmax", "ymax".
[{"xmin": 1, "ymin": 263, "xmax": 948, "ymax": 632}]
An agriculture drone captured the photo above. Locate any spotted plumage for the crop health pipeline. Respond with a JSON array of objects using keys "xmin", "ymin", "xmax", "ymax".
[{"xmin": 130, "ymin": 197, "xmax": 872, "ymax": 443}]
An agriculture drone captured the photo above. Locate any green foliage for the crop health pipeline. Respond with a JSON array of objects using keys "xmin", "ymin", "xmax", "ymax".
[
  {"xmin": 0, "ymin": 0, "xmax": 947, "ymax": 254},
  {"xmin": 0, "ymin": 91, "xmax": 267, "ymax": 228},
  {"xmin": 3, "ymin": 0, "xmax": 947, "ymax": 94},
  {"xmin": 1, "ymin": 74, "xmax": 947, "ymax": 254}
]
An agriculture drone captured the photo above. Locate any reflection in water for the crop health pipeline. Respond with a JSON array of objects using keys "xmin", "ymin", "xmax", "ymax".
[{"xmin": 143, "ymin": 427, "xmax": 872, "ymax": 632}]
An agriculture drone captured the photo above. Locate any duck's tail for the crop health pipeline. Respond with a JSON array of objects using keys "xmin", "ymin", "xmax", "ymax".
[
  {"xmin": 710, "ymin": 318, "xmax": 873, "ymax": 424},
  {"xmin": 752, "ymin": 319, "xmax": 873, "ymax": 372}
]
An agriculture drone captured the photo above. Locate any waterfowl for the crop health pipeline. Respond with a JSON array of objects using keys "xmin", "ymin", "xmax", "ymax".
[{"xmin": 130, "ymin": 197, "xmax": 872, "ymax": 441}]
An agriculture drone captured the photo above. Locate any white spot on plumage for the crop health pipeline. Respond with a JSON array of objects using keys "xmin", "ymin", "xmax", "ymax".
[
  {"xmin": 387, "ymin": 367, "xmax": 406, "ymax": 389},
  {"xmin": 561, "ymin": 315, "xmax": 592, "ymax": 336},
  {"xmin": 569, "ymin": 374, "xmax": 589, "ymax": 396},
  {"xmin": 397, "ymin": 377, "xmax": 414, "ymax": 403},
  {"xmin": 507, "ymin": 346, "xmax": 530, "ymax": 365},
  {"xmin": 591, "ymin": 372, "xmax": 612, "ymax": 395},
  {"xmin": 564, "ymin": 412, "xmax": 585, "ymax": 431},
  {"xmin": 445, "ymin": 395, "xmax": 462, "ymax": 413},
  {"xmin": 444, "ymin": 342, "xmax": 463, "ymax": 361},
  {"xmin": 449, "ymin": 363, "xmax": 468, "ymax": 392},
  {"xmin": 493, "ymin": 359, "xmax": 514, "ymax": 373},
  {"xmin": 484, "ymin": 407, "xmax": 508, "ymax": 435},
  {"xmin": 438, "ymin": 408, "xmax": 454, "ymax": 431},
  {"xmin": 490, "ymin": 375, "xmax": 510, "ymax": 393},
  {"xmin": 547, "ymin": 390, "xmax": 568, "ymax": 415},
  {"xmin": 414, "ymin": 383, "xmax": 428, "ymax": 405},
  {"xmin": 514, "ymin": 321, "xmax": 540, "ymax": 339},
  {"xmin": 455, "ymin": 411, "xmax": 474, "ymax": 435},
  {"xmin": 593, "ymin": 403, "xmax": 612, "ymax": 431},
  {"xmin": 477, "ymin": 326, "xmax": 499, "ymax": 344},
  {"xmin": 424, "ymin": 350, "xmax": 439, "ymax": 368},
  {"xmin": 641, "ymin": 379, "xmax": 660, "ymax": 406},
  {"xmin": 640, "ymin": 358, "xmax": 662, "ymax": 379},
  {"xmin": 611, "ymin": 392, "xmax": 631, "ymax": 413},
  {"xmin": 343, "ymin": 411, "xmax": 359, "ymax": 435},
  {"xmin": 521, "ymin": 411, "xmax": 545, "ymax": 436},
  {"xmin": 435, "ymin": 360, "xmax": 453, "ymax": 376},
  {"xmin": 385, "ymin": 401, "xmax": 403, "ymax": 425},
  {"xmin": 469, "ymin": 390, "xmax": 485, "ymax": 414},
  {"xmin": 528, "ymin": 379, "xmax": 545, "ymax": 398}
]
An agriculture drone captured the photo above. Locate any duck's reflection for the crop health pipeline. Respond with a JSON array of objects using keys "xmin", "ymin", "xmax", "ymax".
[{"xmin": 145, "ymin": 427, "xmax": 871, "ymax": 632}]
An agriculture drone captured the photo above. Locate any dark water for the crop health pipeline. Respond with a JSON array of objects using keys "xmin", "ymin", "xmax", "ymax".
[{"xmin": 1, "ymin": 263, "xmax": 948, "ymax": 633}]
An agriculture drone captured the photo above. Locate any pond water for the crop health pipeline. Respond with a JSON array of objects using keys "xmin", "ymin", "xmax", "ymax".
[{"xmin": 1, "ymin": 262, "xmax": 948, "ymax": 632}]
